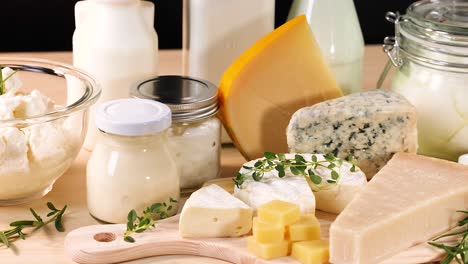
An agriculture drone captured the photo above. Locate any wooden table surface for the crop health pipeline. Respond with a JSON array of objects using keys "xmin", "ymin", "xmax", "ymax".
[{"xmin": 0, "ymin": 46, "xmax": 391, "ymax": 263}]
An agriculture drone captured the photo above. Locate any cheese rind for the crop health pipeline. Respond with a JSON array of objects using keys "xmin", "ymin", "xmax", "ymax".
[
  {"xmin": 287, "ymin": 90, "xmax": 417, "ymax": 178},
  {"xmin": 330, "ymin": 153, "xmax": 468, "ymax": 264},
  {"xmin": 179, "ymin": 185, "xmax": 253, "ymax": 238},
  {"xmin": 219, "ymin": 15, "xmax": 342, "ymax": 160}
]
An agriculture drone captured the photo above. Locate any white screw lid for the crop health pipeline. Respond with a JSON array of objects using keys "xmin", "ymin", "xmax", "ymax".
[{"xmin": 95, "ymin": 99, "xmax": 172, "ymax": 136}]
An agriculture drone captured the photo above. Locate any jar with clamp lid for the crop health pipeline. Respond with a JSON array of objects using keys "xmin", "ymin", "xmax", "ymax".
[
  {"xmin": 87, "ymin": 99, "xmax": 179, "ymax": 223},
  {"xmin": 381, "ymin": 0, "xmax": 468, "ymax": 161},
  {"xmin": 132, "ymin": 76, "xmax": 221, "ymax": 192}
]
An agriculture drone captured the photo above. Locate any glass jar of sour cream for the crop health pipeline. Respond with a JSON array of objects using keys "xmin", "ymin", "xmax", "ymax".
[
  {"xmin": 87, "ymin": 99, "xmax": 179, "ymax": 223},
  {"xmin": 132, "ymin": 76, "xmax": 221, "ymax": 192},
  {"xmin": 383, "ymin": 0, "xmax": 468, "ymax": 161}
]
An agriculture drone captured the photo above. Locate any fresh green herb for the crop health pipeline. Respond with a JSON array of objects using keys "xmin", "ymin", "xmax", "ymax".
[
  {"xmin": 428, "ymin": 210, "xmax": 468, "ymax": 264},
  {"xmin": 124, "ymin": 198, "xmax": 178, "ymax": 243},
  {"xmin": 234, "ymin": 152, "xmax": 357, "ymax": 190},
  {"xmin": 0, "ymin": 202, "xmax": 67, "ymax": 248},
  {"xmin": 0, "ymin": 67, "xmax": 18, "ymax": 95}
]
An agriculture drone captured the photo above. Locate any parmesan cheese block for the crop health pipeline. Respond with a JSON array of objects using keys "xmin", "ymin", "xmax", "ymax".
[
  {"xmin": 287, "ymin": 90, "xmax": 417, "ymax": 178},
  {"xmin": 330, "ymin": 153, "xmax": 468, "ymax": 264},
  {"xmin": 219, "ymin": 15, "xmax": 342, "ymax": 160},
  {"xmin": 179, "ymin": 184, "xmax": 253, "ymax": 238}
]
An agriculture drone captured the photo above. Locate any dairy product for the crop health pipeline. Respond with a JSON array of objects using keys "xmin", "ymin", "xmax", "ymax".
[
  {"xmin": 73, "ymin": 0, "xmax": 158, "ymax": 149},
  {"xmin": 252, "ymin": 217, "xmax": 285, "ymax": 243},
  {"xmin": 168, "ymin": 118, "xmax": 220, "ymax": 190},
  {"xmin": 330, "ymin": 153, "xmax": 468, "ymax": 264},
  {"xmin": 0, "ymin": 68, "xmax": 80, "ymax": 200},
  {"xmin": 287, "ymin": 214, "xmax": 321, "ymax": 242},
  {"xmin": 87, "ymin": 99, "xmax": 179, "ymax": 224},
  {"xmin": 257, "ymin": 200, "xmax": 301, "ymax": 226},
  {"xmin": 179, "ymin": 184, "xmax": 253, "ymax": 238},
  {"xmin": 287, "ymin": 90, "xmax": 418, "ymax": 178},
  {"xmin": 235, "ymin": 154, "xmax": 366, "ymax": 214},
  {"xmin": 291, "ymin": 240, "xmax": 329, "ymax": 264},
  {"xmin": 247, "ymin": 236, "xmax": 290, "ymax": 260},
  {"xmin": 218, "ymin": 15, "xmax": 342, "ymax": 160}
]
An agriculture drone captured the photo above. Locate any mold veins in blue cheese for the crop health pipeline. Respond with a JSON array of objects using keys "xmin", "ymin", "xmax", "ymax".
[{"xmin": 286, "ymin": 91, "xmax": 418, "ymax": 179}]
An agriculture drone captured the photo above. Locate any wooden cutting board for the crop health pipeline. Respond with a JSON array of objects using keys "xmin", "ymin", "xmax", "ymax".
[{"xmin": 64, "ymin": 178, "xmax": 447, "ymax": 264}]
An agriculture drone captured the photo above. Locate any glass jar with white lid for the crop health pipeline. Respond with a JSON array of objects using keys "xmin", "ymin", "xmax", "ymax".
[
  {"xmin": 382, "ymin": 0, "xmax": 468, "ymax": 161},
  {"xmin": 132, "ymin": 76, "xmax": 221, "ymax": 192},
  {"xmin": 87, "ymin": 99, "xmax": 179, "ymax": 224}
]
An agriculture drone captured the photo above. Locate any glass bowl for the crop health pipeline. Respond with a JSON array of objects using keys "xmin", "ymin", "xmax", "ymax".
[{"xmin": 0, "ymin": 58, "xmax": 100, "ymax": 205}]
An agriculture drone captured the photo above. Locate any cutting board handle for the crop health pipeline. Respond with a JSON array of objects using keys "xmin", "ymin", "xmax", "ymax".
[{"xmin": 64, "ymin": 221, "xmax": 267, "ymax": 264}]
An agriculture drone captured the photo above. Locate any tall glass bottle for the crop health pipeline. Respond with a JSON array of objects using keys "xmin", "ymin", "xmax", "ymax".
[{"xmin": 288, "ymin": 0, "xmax": 364, "ymax": 94}]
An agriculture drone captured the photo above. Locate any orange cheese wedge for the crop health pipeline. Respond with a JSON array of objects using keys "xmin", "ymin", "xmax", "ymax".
[{"xmin": 218, "ymin": 15, "xmax": 342, "ymax": 160}]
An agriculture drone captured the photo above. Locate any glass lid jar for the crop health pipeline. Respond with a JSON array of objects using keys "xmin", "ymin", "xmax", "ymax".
[
  {"xmin": 132, "ymin": 76, "xmax": 221, "ymax": 192},
  {"xmin": 382, "ymin": 0, "xmax": 468, "ymax": 161}
]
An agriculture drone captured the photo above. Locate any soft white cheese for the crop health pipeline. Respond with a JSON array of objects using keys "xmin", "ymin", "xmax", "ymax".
[
  {"xmin": 234, "ymin": 153, "xmax": 367, "ymax": 215},
  {"xmin": 304, "ymin": 154, "xmax": 367, "ymax": 214},
  {"xmin": 179, "ymin": 184, "xmax": 253, "ymax": 238},
  {"xmin": 0, "ymin": 68, "xmax": 79, "ymax": 199},
  {"xmin": 234, "ymin": 155, "xmax": 316, "ymax": 214}
]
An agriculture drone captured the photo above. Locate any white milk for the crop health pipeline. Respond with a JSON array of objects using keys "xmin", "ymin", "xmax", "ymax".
[
  {"xmin": 288, "ymin": 0, "xmax": 364, "ymax": 94},
  {"xmin": 73, "ymin": 0, "xmax": 158, "ymax": 150},
  {"xmin": 183, "ymin": 0, "xmax": 275, "ymax": 143}
]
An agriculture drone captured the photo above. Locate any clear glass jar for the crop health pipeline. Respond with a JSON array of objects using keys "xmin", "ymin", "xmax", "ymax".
[
  {"xmin": 87, "ymin": 99, "xmax": 179, "ymax": 223},
  {"xmin": 132, "ymin": 76, "xmax": 221, "ymax": 192},
  {"xmin": 382, "ymin": 0, "xmax": 468, "ymax": 161}
]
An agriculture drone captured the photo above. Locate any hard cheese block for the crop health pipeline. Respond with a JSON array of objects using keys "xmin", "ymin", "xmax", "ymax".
[
  {"xmin": 219, "ymin": 15, "xmax": 342, "ymax": 160},
  {"xmin": 258, "ymin": 200, "xmax": 301, "ymax": 226},
  {"xmin": 330, "ymin": 153, "xmax": 468, "ymax": 264},
  {"xmin": 287, "ymin": 214, "xmax": 321, "ymax": 242},
  {"xmin": 287, "ymin": 90, "xmax": 417, "ymax": 178},
  {"xmin": 179, "ymin": 184, "xmax": 253, "ymax": 238},
  {"xmin": 253, "ymin": 217, "xmax": 285, "ymax": 243},
  {"xmin": 247, "ymin": 236, "xmax": 290, "ymax": 260}
]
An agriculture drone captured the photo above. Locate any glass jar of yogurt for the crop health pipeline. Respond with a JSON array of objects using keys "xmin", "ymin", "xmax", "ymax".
[
  {"xmin": 382, "ymin": 0, "xmax": 468, "ymax": 161},
  {"xmin": 132, "ymin": 76, "xmax": 221, "ymax": 192},
  {"xmin": 87, "ymin": 99, "xmax": 179, "ymax": 223}
]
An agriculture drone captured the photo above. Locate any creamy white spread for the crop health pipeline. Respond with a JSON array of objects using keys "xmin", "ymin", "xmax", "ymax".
[
  {"xmin": 0, "ymin": 68, "xmax": 79, "ymax": 200},
  {"xmin": 168, "ymin": 118, "xmax": 221, "ymax": 190}
]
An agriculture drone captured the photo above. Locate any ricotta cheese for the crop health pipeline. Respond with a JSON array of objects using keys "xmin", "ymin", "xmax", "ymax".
[
  {"xmin": 179, "ymin": 184, "xmax": 253, "ymax": 238},
  {"xmin": 287, "ymin": 90, "xmax": 418, "ymax": 178},
  {"xmin": 0, "ymin": 68, "xmax": 79, "ymax": 200}
]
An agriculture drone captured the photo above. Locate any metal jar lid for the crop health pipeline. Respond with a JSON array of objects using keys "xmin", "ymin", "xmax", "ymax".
[{"xmin": 131, "ymin": 75, "xmax": 218, "ymax": 122}]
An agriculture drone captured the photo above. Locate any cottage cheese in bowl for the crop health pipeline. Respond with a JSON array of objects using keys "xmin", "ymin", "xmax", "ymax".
[{"xmin": 0, "ymin": 62, "xmax": 99, "ymax": 205}]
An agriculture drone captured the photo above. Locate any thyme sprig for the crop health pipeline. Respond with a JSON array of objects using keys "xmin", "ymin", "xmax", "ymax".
[
  {"xmin": 0, "ymin": 67, "xmax": 18, "ymax": 95},
  {"xmin": 124, "ymin": 198, "xmax": 178, "ymax": 243},
  {"xmin": 428, "ymin": 210, "xmax": 468, "ymax": 264},
  {"xmin": 0, "ymin": 202, "xmax": 67, "ymax": 248},
  {"xmin": 234, "ymin": 152, "xmax": 357, "ymax": 189}
]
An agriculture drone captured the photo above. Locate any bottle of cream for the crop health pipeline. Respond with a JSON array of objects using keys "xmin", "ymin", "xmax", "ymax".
[
  {"xmin": 87, "ymin": 99, "xmax": 179, "ymax": 223},
  {"xmin": 182, "ymin": 0, "xmax": 275, "ymax": 143}
]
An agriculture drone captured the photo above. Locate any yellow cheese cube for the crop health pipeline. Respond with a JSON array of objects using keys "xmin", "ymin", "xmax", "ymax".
[
  {"xmin": 288, "ymin": 214, "xmax": 321, "ymax": 241},
  {"xmin": 292, "ymin": 240, "xmax": 329, "ymax": 264},
  {"xmin": 258, "ymin": 200, "xmax": 300, "ymax": 225},
  {"xmin": 247, "ymin": 236, "xmax": 289, "ymax": 260},
  {"xmin": 252, "ymin": 217, "xmax": 285, "ymax": 243}
]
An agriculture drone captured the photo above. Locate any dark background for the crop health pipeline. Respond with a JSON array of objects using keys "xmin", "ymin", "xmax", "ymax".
[{"xmin": 1, "ymin": 0, "xmax": 415, "ymax": 52}]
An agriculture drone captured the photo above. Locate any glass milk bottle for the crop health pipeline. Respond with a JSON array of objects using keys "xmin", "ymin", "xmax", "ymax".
[
  {"xmin": 73, "ymin": 0, "xmax": 158, "ymax": 150},
  {"xmin": 87, "ymin": 99, "xmax": 179, "ymax": 223},
  {"xmin": 183, "ymin": 0, "xmax": 275, "ymax": 143},
  {"xmin": 288, "ymin": 0, "xmax": 364, "ymax": 94}
]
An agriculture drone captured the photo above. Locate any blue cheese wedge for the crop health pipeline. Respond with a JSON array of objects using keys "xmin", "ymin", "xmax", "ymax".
[{"xmin": 286, "ymin": 91, "xmax": 417, "ymax": 178}]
